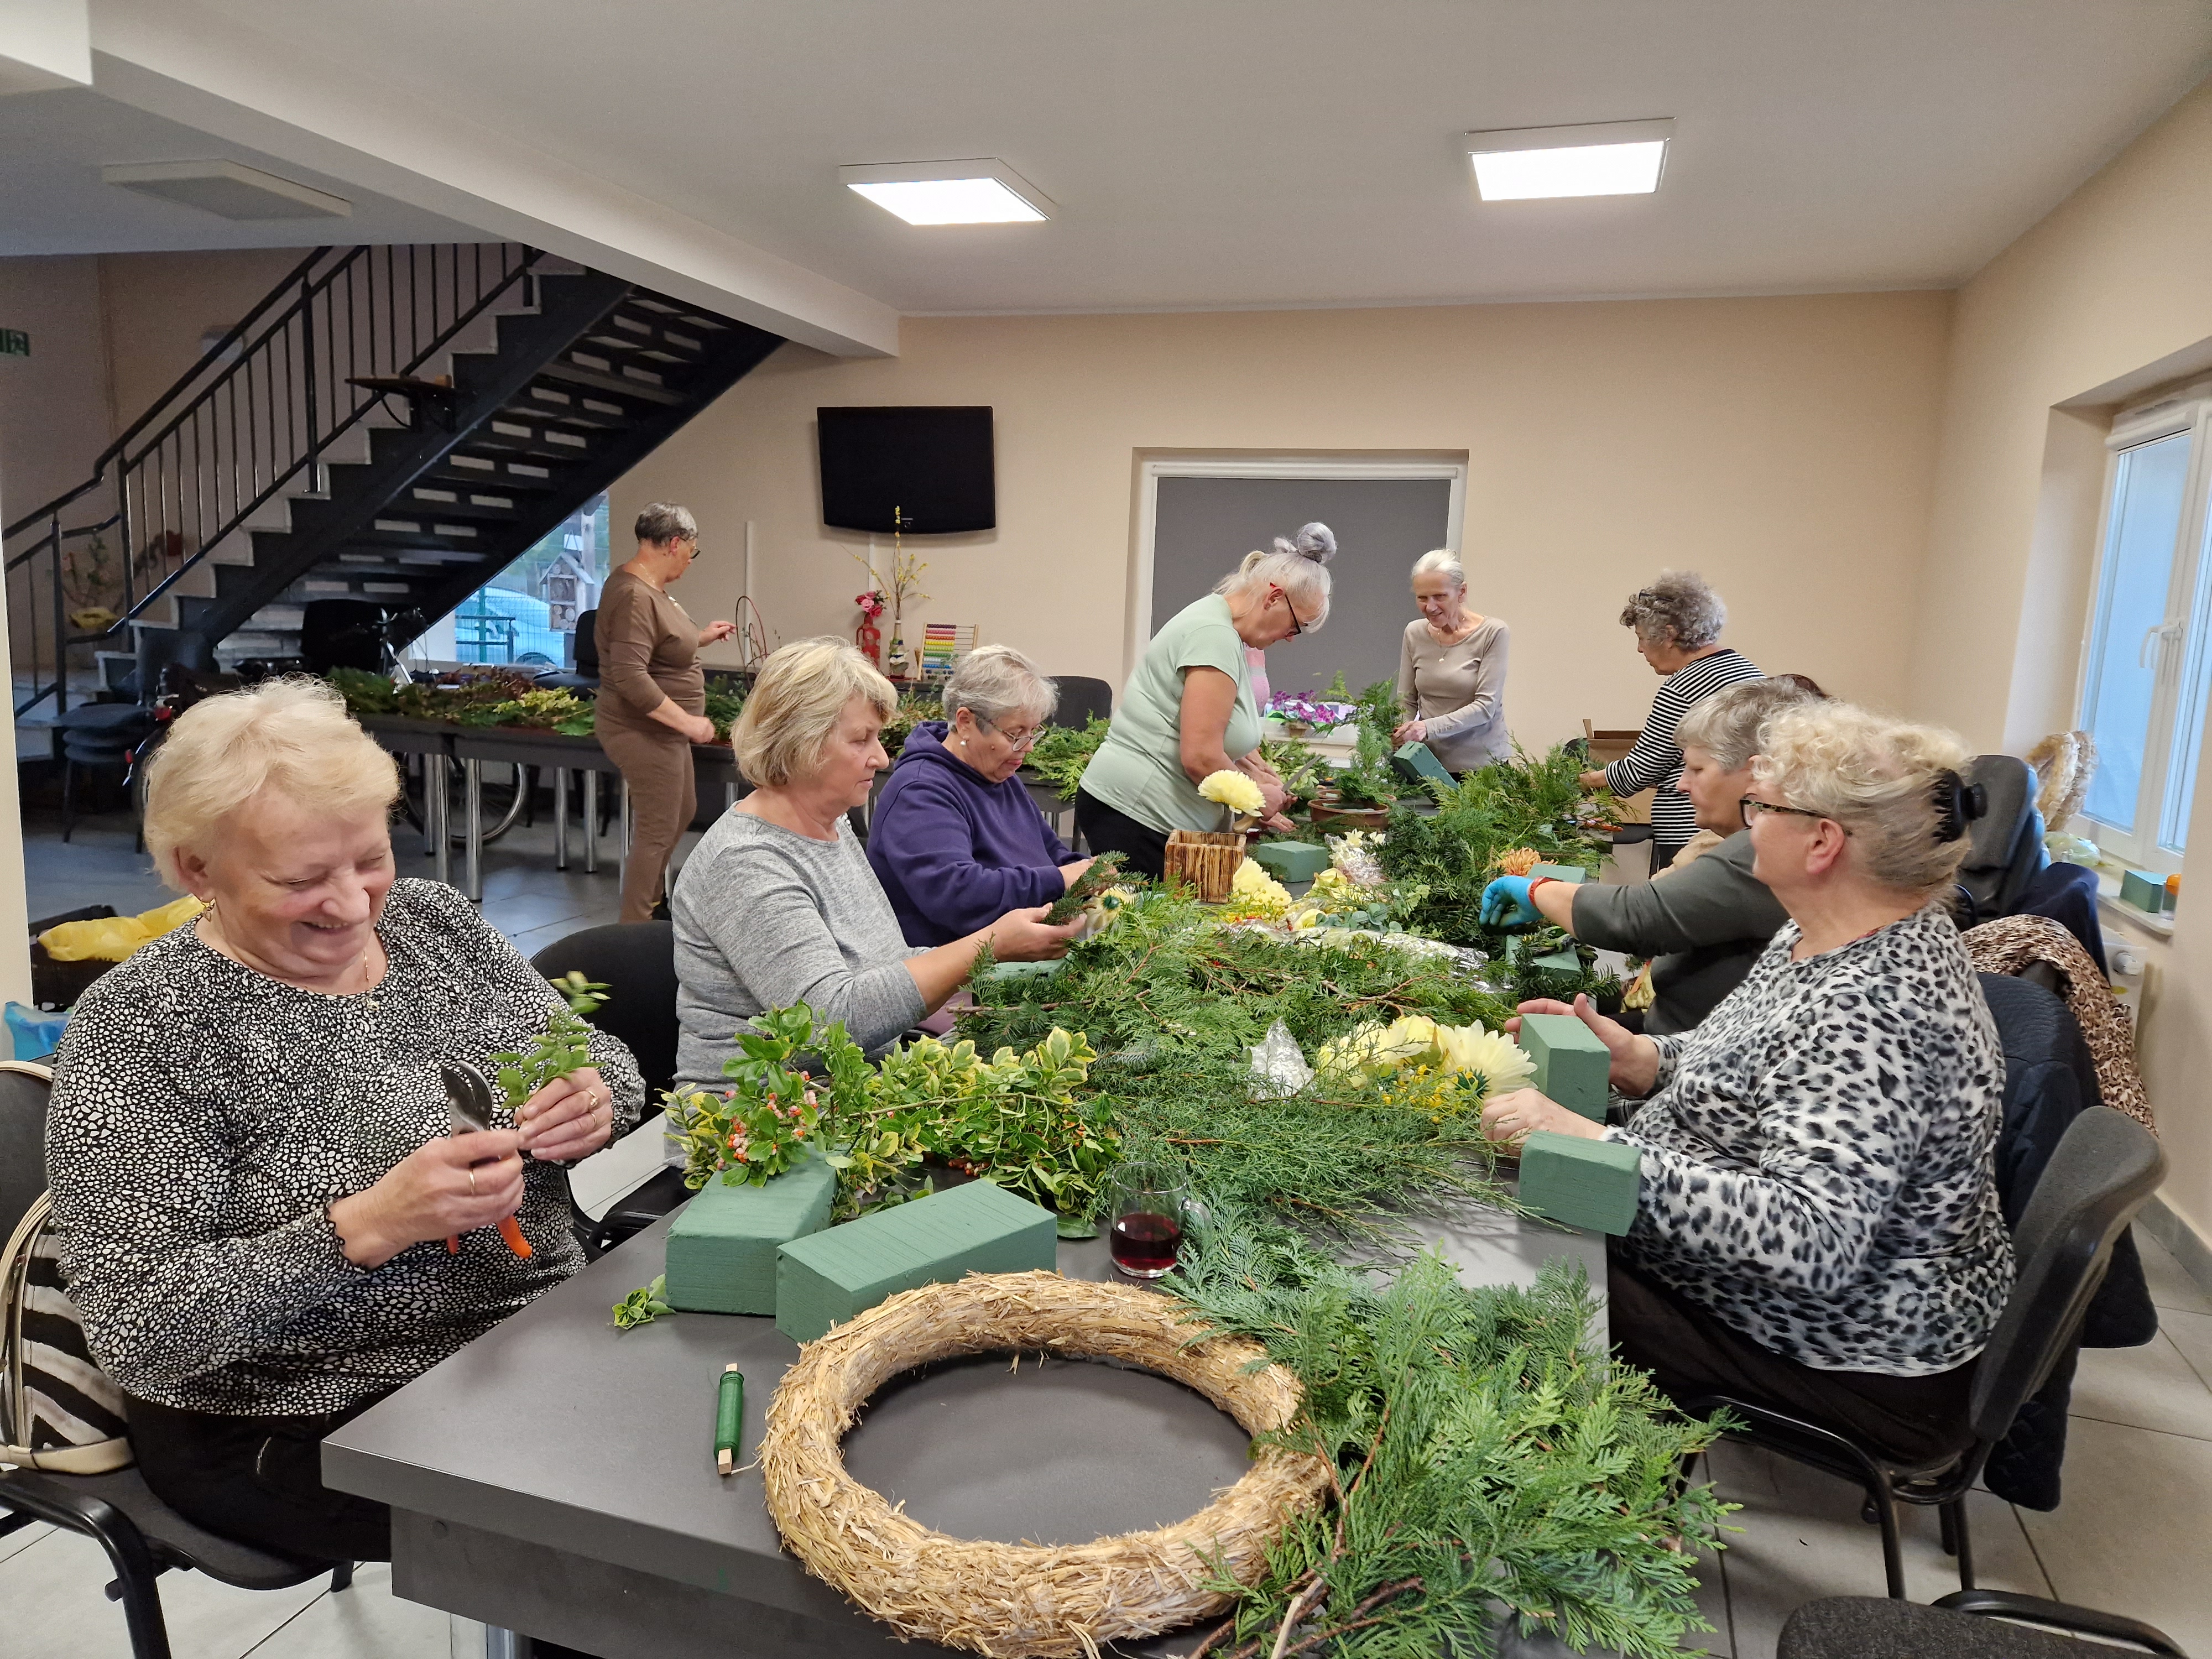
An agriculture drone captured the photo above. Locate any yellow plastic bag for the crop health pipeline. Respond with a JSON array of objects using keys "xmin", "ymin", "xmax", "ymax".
[{"xmin": 39, "ymin": 895, "xmax": 206, "ymax": 963}]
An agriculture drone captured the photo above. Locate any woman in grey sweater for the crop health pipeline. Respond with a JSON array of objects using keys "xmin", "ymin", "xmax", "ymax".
[
  {"xmin": 672, "ymin": 639, "xmax": 1079, "ymax": 1087},
  {"xmin": 1479, "ymin": 677, "xmax": 1815, "ymax": 1033},
  {"xmin": 1392, "ymin": 549, "xmax": 1510, "ymax": 774}
]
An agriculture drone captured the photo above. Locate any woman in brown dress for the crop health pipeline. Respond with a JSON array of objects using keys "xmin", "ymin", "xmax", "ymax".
[{"xmin": 594, "ymin": 503, "xmax": 737, "ymax": 922}]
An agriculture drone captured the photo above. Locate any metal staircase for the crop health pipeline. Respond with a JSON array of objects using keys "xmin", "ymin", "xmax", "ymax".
[{"xmin": 5, "ymin": 243, "xmax": 781, "ymax": 712}]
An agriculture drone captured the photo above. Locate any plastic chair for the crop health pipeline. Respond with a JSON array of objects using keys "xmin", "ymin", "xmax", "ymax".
[
  {"xmin": 1779, "ymin": 1592, "xmax": 2185, "ymax": 1656},
  {"xmin": 0, "ymin": 1064, "xmax": 352, "ymax": 1659},
  {"xmin": 1678, "ymin": 1107, "xmax": 2166, "ymax": 1600},
  {"xmin": 1048, "ymin": 675, "xmax": 1113, "ymax": 727},
  {"xmin": 529, "ymin": 922, "xmax": 689, "ymax": 1256}
]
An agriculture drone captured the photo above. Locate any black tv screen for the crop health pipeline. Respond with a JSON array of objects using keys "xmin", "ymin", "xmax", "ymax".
[{"xmin": 817, "ymin": 405, "xmax": 995, "ymax": 534}]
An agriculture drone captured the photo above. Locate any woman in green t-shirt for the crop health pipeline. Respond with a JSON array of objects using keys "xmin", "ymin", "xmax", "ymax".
[{"xmin": 1077, "ymin": 541, "xmax": 1333, "ymax": 876}]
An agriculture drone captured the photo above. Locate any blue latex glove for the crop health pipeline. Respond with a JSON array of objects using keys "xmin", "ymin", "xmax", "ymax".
[{"xmin": 1479, "ymin": 875, "xmax": 1543, "ymax": 930}]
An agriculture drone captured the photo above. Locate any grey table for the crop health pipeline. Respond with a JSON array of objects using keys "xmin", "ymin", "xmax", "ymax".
[{"xmin": 324, "ymin": 1202, "xmax": 1603, "ymax": 1659}]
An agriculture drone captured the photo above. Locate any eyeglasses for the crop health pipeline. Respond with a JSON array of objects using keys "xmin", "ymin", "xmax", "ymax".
[
  {"xmin": 1739, "ymin": 796, "xmax": 1848, "ymax": 833},
  {"xmin": 1272, "ymin": 585, "xmax": 1308, "ymax": 638},
  {"xmin": 978, "ymin": 715, "xmax": 1041, "ymax": 749}
]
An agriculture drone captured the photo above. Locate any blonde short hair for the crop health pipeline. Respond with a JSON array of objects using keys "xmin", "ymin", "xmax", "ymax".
[
  {"xmin": 142, "ymin": 677, "xmax": 399, "ymax": 890},
  {"xmin": 1675, "ymin": 677, "xmax": 1822, "ymax": 773},
  {"xmin": 1753, "ymin": 703, "xmax": 1974, "ymax": 899},
  {"xmin": 732, "ymin": 637, "xmax": 896, "ymax": 787}
]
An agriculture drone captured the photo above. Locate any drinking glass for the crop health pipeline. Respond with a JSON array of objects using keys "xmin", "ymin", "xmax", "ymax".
[{"xmin": 1106, "ymin": 1161, "xmax": 1189, "ymax": 1279}]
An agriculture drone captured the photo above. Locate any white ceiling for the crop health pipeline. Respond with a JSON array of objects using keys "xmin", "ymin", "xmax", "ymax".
[
  {"xmin": 0, "ymin": 87, "xmax": 484, "ymax": 256},
  {"xmin": 26, "ymin": 1, "xmax": 2212, "ymax": 314}
]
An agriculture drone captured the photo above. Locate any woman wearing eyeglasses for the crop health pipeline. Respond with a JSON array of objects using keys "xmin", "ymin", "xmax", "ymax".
[
  {"xmin": 1480, "ymin": 702, "xmax": 2011, "ymax": 1468},
  {"xmin": 1076, "ymin": 537, "xmax": 1332, "ymax": 878},
  {"xmin": 868, "ymin": 645, "xmax": 1093, "ymax": 947}
]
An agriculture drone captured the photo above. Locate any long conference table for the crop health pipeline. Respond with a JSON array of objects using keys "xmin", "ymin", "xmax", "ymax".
[
  {"xmin": 359, "ymin": 717, "xmax": 745, "ymax": 902},
  {"xmin": 322, "ymin": 1199, "xmax": 1606, "ymax": 1659}
]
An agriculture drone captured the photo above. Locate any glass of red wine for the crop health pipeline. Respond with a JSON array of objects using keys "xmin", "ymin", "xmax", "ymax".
[{"xmin": 1107, "ymin": 1162, "xmax": 1190, "ymax": 1280}]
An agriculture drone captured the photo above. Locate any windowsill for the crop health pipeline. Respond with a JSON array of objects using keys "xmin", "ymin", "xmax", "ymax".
[{"xmin": 2094, "ymin": 868, "xmax": 2178, "ymax": 938}]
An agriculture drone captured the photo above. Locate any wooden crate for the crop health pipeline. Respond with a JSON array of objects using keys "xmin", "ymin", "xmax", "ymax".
[{"xmin": 1164, "ymin": 828, "xmax": 1243, "ymax": 901}]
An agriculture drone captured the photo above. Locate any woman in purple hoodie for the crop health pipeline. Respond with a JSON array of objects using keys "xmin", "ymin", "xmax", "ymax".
[{"xmin": 868, "ymin": 645, "xmax": 1093, "ymax": 946}]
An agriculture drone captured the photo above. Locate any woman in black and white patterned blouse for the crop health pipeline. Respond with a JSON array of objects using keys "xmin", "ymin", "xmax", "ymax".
[
  {"xmin": 46, "ymin": 680, "xmax": 643, "ymax": 1566},
  {"xmin": 1580, "ymin": 570, "xmax": 1764, "ymax": 869},
  {"xmin": 1490, "ymin": 701, "xmax": 2012, "ymax": 1467}
]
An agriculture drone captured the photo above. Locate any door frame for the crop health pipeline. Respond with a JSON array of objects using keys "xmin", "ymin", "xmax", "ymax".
[{"xmin": 1125, "ymin": 453, "xmax": 1469, "ymax": 682}]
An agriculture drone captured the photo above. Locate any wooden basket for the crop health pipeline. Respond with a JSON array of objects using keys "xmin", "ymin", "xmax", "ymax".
[{"xmin": 1164, "ymin": 828, "xmax": 1243, "ymax": 902}]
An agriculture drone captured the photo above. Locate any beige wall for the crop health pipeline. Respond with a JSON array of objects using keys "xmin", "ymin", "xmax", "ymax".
[
  {"xmin": 614, "ymin": 290, "xmax": 1953, "ymax": 754},
  {"xmin": 0, "ymin": 254, "xmax": 113, "ymax": 529},
  {"xmin": 1911, "ymin": 79, "xmax": 2212, "ymax": 1244}
]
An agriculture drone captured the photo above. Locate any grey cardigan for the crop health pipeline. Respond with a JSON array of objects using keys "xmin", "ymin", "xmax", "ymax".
[{"xmin": 1568, "ymin": 831, "xmax": 1788, "ymax": 1035}]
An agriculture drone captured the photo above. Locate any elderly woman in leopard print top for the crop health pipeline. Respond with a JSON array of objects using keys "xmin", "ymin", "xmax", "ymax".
[
  {"xmin": 1483, "ymin": 702, "xmax": 2012, "ymax": 1467},
  {"xmin": 45, "ymin": 680, "xmax": 644, "ymax": 1567}
]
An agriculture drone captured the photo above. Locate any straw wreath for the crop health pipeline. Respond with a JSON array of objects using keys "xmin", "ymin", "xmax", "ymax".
[{"xmin": 760, "ymin": 1271, "xmax": 1332, "ymax": 1658}]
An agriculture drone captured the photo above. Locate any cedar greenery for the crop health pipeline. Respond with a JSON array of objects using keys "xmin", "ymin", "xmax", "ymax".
[{"xmin": 1025, "ymin": 713, "xmax": 1112, "ymax": 801}]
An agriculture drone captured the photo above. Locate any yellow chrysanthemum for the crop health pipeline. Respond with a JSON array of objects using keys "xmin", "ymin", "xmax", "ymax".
[
  {"xmin": 1433, "ymin": 1024, "xmax": 1537, "ymax": 1100},
  {"xmin": 1199, "ymin": 769, "xmax": 1266, "ymax": 820},
  {"xmin": 1496, "ymin": 848, "xmax": 1542, "ymax": 877}
]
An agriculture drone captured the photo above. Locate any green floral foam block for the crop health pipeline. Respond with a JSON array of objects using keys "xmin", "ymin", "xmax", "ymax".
[
  {"xmin": 664, "ymin": 1149, "xmax": 837, "ymax": 1316},
  {"xmin": 1528, "ymin": 862, "xmax": 1587, "ymax": 884},
  {"xmin": 1516, "ymin": 1013, "xmax": 1610, "ymax": 1119},
  {"xmin": 775, "ymin": 1178, "xmax": 1058, "ymax": 1344},
  {"xmin": 1390, "ymin": 742, "xmax": 1454, "ymax": 790},
  {"xmin": 1252, "ymin": 841, "xmax": 1332, "ymax": 883},
  {"xmin": 1517, "ymin": 1131, "xmax": 1642, "ymax": 1235}
]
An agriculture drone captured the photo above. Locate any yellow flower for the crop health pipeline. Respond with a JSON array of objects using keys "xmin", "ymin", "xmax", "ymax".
[
  {"xmin": 1433, "ymin": 1024, "xmax": 1537, "ymax": 1100},
  {"xmin": 1497, "ymin": 848, "xmax": 1541, "ymax": 878},
  {"xmin": 1199, "ymin": 769, "xmax": 1266, "ymax": 821}
]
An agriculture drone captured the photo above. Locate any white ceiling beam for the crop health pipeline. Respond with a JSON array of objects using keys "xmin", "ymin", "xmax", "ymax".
[{"xmin": 85, "ymin": 0, "xmax": 899, "ymax": 356}]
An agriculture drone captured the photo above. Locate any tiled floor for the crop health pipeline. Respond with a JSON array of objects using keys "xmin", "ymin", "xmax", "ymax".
[{"xmin": 13, "ymin": 800, "xmax": 2212, "ymax": 1657}]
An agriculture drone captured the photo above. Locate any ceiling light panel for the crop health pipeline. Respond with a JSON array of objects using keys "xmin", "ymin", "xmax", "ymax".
[
  {"xmin": 1465, "ymin": 119, "xmax": 1674, "ymax": 201},
  {"xmin": 839, "ymin": 159, "xmax": 1052, "ymax": 226}
]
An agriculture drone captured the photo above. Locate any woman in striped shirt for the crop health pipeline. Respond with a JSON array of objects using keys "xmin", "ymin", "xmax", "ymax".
[{"xmin": 1580, "ymin": 570, "xmax": 1762, "ymax": 868}]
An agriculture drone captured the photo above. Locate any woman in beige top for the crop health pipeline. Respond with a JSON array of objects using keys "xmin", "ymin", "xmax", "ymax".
[
  {"xmin": 1393, "ymin": 549, "xmax": 1510, "ymax": 774},
  {"xmin": 594, "ymin": 502, "xmax": 737, "ymax": 922}
]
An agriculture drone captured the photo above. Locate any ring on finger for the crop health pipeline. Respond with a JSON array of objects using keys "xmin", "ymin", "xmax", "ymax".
[{"xmin": 468, "ymin": 1167, "xmax": 478, "ymax": 1197}]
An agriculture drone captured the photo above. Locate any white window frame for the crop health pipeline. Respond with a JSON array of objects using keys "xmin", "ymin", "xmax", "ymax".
[
  {"xmin": 2075, "ymin": 395, "xmax": 2212, "ymax": 873},
  {"xmin": 1125, "ymin": 454, "xmax": 1468, "ymax": 684}
]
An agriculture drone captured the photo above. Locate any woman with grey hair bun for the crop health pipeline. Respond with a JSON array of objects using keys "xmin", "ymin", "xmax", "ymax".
[
  {"xmin": 1578, "ymin": 568, "xmax": 1762, "ymax": 870},
  {"xmin": 595, "ymin": 502, "xmax": 740, "ymax": 921},
  {"xmin": 867, "ymin": 644, "xmax": 1093, "ymax": 946},
  {"xmin": 1080, "ymin": 529, "xmax": 1332, "ymax": 875}
]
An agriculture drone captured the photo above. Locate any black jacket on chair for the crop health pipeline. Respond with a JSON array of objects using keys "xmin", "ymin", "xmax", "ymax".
[{"xmin": 1978, "ymin": 972, "xmax": 2158, "ymax": 1509}]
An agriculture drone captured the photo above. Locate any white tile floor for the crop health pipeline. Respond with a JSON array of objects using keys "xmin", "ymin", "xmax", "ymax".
[{"xmin": 14, "ymin": 800, "xmax": 2212, "ymax": 1657}]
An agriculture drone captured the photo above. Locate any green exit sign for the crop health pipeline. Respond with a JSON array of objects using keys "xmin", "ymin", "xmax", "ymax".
[{"xmin": 0, "ymin": 331, "xmax": 27, "ymax": 357}]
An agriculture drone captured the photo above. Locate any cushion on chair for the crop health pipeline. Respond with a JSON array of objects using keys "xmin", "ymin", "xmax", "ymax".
[
  {"xmin": 0, "ymin": 1464, "xmax": 330, "ymax": 1590},
  {"xmin": 1778, "ymin": 1596, "xmax": 2084, "ymax": 1658}
]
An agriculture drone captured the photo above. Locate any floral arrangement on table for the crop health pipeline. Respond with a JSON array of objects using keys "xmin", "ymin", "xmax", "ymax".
[
  {"xmin": 327, "ymin": 667, "xmax": 597, "ymax": 735},
  {"xmin": 661, "ymin": 1004, "xmax": 1124, "ymax": 1227},
  {"xmin": 1263, "ymin": 689, "xmax": 1355, "ymax": 733}
]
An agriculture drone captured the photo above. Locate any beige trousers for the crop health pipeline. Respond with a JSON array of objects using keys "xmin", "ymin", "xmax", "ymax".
[{"xmin": 598, "ymin": 722, "xmax": 696, "ymax": 923}]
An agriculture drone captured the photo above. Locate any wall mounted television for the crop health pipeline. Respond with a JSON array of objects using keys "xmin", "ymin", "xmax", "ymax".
[{"xmin": 817, "ymin": 405, "xmax": 995, "ymax": 533}]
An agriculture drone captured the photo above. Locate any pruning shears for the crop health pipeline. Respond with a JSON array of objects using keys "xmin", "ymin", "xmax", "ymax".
[{"xmin": 441, "ymin": 1060, "xmax": 533, "ymax": 1259}]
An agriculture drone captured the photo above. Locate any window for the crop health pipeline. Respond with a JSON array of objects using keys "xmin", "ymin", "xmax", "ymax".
[
  {"xmin": 2078, "ymin": 397, "xmax": 2212, "ymax": 872},
  {"xmin": 452, "ymin": 495, "xmax": 611, "ymax": 668}
]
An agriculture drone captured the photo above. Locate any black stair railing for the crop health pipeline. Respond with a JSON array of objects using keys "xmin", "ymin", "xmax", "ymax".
[{"xmin": 4, "ymin": 242, "xmax": 544, "ymax": 714}]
